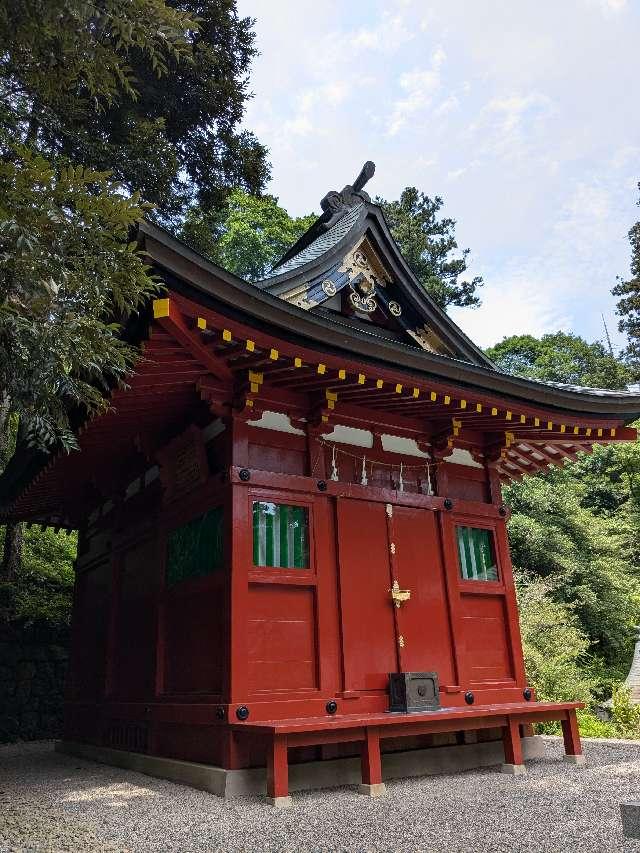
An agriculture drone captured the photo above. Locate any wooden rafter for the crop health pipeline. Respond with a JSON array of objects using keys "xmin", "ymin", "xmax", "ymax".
[{"xmin": 153, "ymin": 298, "xmax": 233, "ymax": 382}]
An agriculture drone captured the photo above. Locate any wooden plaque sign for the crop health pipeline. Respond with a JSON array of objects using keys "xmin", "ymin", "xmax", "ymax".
[{"xmin": 156, "ymin": 424, "xmax": 208, "ymax": 502}]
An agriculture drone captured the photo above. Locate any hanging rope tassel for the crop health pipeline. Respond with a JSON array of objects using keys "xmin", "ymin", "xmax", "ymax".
[
  {"xmin": 330, "ymin": 444, "xmax": 339, "ymax": 481},
  {"xmin": 361, "ymin": 454, "xmax": 368, "ymax": 486},
  {"xmin": 423, "ymin": 462, "xmax": 434, "ymax": 495}
]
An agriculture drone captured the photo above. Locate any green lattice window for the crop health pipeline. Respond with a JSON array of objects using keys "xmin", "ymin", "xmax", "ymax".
[
  {"xmin": 252, "ymin": 502, "xmax": 309, "ymax": 569},
  {"xmin": 166, "ymin": 507, "xmax": 224, "ymax": 587},
  {"xmin": 456, "ymin": 526, "xmax": 498, "ymax": 582}
]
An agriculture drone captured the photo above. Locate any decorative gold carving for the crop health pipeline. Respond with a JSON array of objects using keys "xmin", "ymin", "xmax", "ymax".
[
  {"xmin": 321, "ymin": 279, "xmax": 337, "ymax": 297},
  {"xmin": 349, "ymin": 290, "xmax": 377, "ymax": 313},
  {"xmin": 407, "ymin": 325, "xmax": 451, "ymax": 355},
  {"xmin": 398, "ymin": 634, "xmax": 405, "ymax": 648},
  {"xmin": 388, "ymin": 300, "xmax": 402, "ymax": 316},
  {"xmin": 340, "ymin": 246, "xmax": 377, "ymax": 294}
]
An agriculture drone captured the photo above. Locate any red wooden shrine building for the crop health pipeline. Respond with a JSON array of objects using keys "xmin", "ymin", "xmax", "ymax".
[{"xmin": 2, "ymin": 162, "xmax": 640, "ymax": 805}]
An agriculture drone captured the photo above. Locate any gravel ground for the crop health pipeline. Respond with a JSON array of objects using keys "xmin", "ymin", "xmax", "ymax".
[{"xmin": 2, "ymin": 738, "xmax": 640, "ymax": 852}]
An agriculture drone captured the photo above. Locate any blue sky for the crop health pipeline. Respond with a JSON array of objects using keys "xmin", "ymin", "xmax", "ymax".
[{"xmin": 237, "ymin": 0, "xmax": 640, "ymax": 351}]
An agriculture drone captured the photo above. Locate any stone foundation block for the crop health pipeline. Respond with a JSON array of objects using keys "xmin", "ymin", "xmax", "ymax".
[
  {"xmin": 563, "ymin": 754, "xmax": 587, "ymax": 766},
  {"xmin": 501, "ymin": 763, "xmax": 527, "ymax": 775},
  {"xmin": 358, "ymin": 783, "xmax": 387, "ymax": 797},
  {"xmin": 266, "ymin": 796, "xmax": 293, "ymax": 808},
  {"xmin": 621, "ymin": 801, "xmax": 640, "ymax": 839}
]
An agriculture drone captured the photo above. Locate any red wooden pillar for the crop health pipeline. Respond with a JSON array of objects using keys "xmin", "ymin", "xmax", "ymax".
[
  {"xmin": 266, "ymin": 734, "xmax": 291, "ymax": 807},
  {"xmin": 359, "ymin": 727, "xmax": 386, "ymax": 797},
  {"xmin": 225, "ymin": 415, "xmax": 251, "ymax": 708},
  {"xmin": 501, "ymin": 717, "xmax": 526, "ymax": 774},
  {"xmin": 561, "ymin": 709, "xmax": 586, "ymax": 765}
]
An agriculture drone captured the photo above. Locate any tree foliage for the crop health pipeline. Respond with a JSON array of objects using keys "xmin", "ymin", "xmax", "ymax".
[
  {"xmin": 507, "ymin": 471, "xmax": 640, "ymax": 672},
  {"xmin": 0, "ymin": 150, "xmax": 159, "ymax": 449},
  {"xmin": 181, "ymin": 190, "xmax": 315, "ymax": 280},
  {"xmin": 613, "ymin": 182, "xmax": 640, "ymax": 371},
  {"xmin": 492, "ymin": 330, "xmax": 640, "ymax": 711},
  {"xmin": 486, "ymin": 332, "xmax": 634, "ymax": 389},
  {"xmin": 0, "ymin": 0, "xmax": 268, "ymax": 449},
  {"xmin": 0, "ymin": 0, "xmax": 269, "ymax": 223},
  {"xmin": 0, "ymin": 526, "xmax": 76, "ymax": 627},
  {"xmin": 378, "ymin": 187, "xmax": 483, "ymax": 310},
  {"xmin": 516, "ymin": 573, "xmax": 595, "ymax": 704}
]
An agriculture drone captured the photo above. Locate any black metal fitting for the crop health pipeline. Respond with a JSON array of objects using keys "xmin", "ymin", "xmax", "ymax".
[
  {"xmin": 317, "ymin": 480, "xmax": 327, "ymax": 492},
  {"xmin": 235, "ymin": 705, "xmax": 250, "ymax": 721},
  {"xmin": 464, "ymin": 691, "xmax": 475, "ymax": 705},
  {"xmin": 499, "ymin": 505, "xmax": 508, "ymax": 517},
  {"xmin": 523, "ymin": 688, "xmax": 532, "ymax": 701},
  {"xmin": 238, "ymin": 468, "xmax": 251, "ymax": 482},
  {"xmin": 215, "ymin": 706, "xmax": 226, "ymax": 720},
  {"xmin": 444, "ymin": 498, "xmax": 454, "ymax": 511},
  {"xmin": 326, "ymin": 700, "xmax": 338, "ymax": 715}
]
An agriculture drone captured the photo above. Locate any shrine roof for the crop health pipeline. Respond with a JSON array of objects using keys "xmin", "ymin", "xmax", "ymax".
[
  {"xmin": 263, "ymin": 203, "xmax": 364, "ymax": 278},
  {"xmin": 1, "ymin": 162, "xmax": 640, "ymax": 525},
  {"xmin": 139, "ymin": 218, "xmax": 640, "ymax": 419}
]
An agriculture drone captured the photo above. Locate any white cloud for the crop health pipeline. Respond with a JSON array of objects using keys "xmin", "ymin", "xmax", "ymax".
[
  {"xmin": 588, "ymin": 0, "xmax": 628, "ymax": 13},
  {"xmin": 283, "ymin": 114, "xmax": 314, "ymax": 136},
  {"xmin": 451, "ymin": 286, "xmax": 572, "ymax": 350},
  {"xmin": 352, "ymin": 12, "xmax": 414, "ymax": 53},
  {"xmin": 447, "ymin": 167, "xmax": 466, "ymax": 181},
  {"xmin": 434, "ymin": 94, "xmax": 460, "ymax": 116},
  {"xmin": 387, "ymin": 47, "xmax": 446, "ymax": 136}
]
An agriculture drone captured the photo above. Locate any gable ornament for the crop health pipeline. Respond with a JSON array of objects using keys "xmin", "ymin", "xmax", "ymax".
[
  {"xmin": 340, "ymin": 247, "xmax": 379, "ymax": 313},
  {"xmin": 319, "ymin": 161, "xmax": 376, "ymax": 230}
]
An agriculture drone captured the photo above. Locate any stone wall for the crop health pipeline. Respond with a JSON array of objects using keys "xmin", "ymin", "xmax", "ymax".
[{"xmin": 0, "ymin": 624, "xmax": 69, "ymax": 742}]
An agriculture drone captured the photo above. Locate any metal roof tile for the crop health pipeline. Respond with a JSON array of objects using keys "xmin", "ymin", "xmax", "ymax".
[{"xmin": 263, "ymin": 204, "xmax": 363, "ymax": 279}]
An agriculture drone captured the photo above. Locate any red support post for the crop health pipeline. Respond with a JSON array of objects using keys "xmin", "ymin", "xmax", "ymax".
[
  {"xmin": 266, "ymin": 735, "xmax": 291, "ymax": 807},
  {"xmin": 502, "ymin": 717, "xmax": 525, "ymax": 774},
  {"xmin": 561, "ymin": 709, "xmax": 586, "ymax": 765},
  {"xmin": 359, "ymin": 727, "xmax": 385, "ymax": 797}
]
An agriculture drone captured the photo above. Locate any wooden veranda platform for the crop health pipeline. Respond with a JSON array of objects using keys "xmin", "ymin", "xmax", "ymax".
[{"xmin": 232, "ymin": 701, "xmax": 584, "ymax": 805}]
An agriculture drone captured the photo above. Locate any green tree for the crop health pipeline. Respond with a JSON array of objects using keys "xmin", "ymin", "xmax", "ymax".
[
  {"xmin": 181, "ymin": 190, "xmax": 315, "ymax": 280},
  {"xmin": 516, "ymin": 573, "xmax": 595, "ymax": 704},
  {"xmin": 0, "ymin": 0, "xmax": 269, "ymax": 223},
  {"xmin": 0, "ymin": 525, "xmax": 76, "ymax": 627},
  {"xmin": 486, "ymin": 332, "xmax": 633, "ymax": 390},
  {"xmin": 378, "ymin": 187, "xmax": 483, "ymax": 310},
  {"xmin": 1, "ymin": 151, "xmax": 158, "ymax": 450},
  {"xmin": 613, "ymin": 181, "xmax": 640, "ymax": 372},
  {"xmin": 506, "ymin": 471, "xmax": 640, "ymax": 673}
]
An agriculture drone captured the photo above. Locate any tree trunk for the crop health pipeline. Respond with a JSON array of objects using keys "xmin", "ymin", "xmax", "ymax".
[
  {"xmin": 0, "ymin": 392, "xmax": 10, "ymax": 464},
  {"xmin": 0, "ymin": 393, "xmax": 22, "ymax": 581},
  {"xmin": 1, "ymin": 522, "xmax": 22, "ymax": 582}
]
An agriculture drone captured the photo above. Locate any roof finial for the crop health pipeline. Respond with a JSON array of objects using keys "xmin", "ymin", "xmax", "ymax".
[
  {"xmin": 352, "ymin": 161, "xmax": 376, "ymax": 194},
  {"xmin": 319, "ymin": 161, "xmax": 376, "ymax": 229}
]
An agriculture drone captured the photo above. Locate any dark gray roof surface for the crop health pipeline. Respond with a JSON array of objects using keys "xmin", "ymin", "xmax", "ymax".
[
  {"xmin": 264, "ymin": 204, "xmax": 363, "ymax": 278},
  {"xmin": 536, "ymin": 380, "xmax": 640, "ymax": 398}
]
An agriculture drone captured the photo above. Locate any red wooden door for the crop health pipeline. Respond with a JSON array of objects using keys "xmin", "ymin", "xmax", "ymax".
[
  {"xmin": 392, "ymin": 506, "xmax": 456, "ymax": 685},
  {"xmin": 337, "ymin": 499, "xmax": 398, "ymax": 691},
  {"xmin": 337, "ymin": 500, "xmax": 457, "ymax": 692}
]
